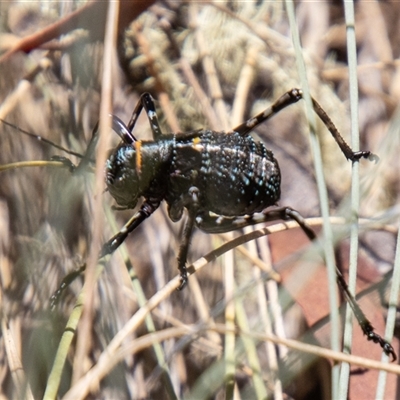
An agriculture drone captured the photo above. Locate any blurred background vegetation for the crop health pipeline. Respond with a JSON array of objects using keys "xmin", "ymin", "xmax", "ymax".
[{"xmin": 1, "ymin": 1, "xmax": 400, "ymax": 399}]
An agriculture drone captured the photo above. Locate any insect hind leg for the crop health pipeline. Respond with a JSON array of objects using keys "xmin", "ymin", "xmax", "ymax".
[
  {"xmin": 197, "ymin": 208, "xmax": 395, "ymax": 360},
  {"xmin": 233, "ymin": 89, "xmax": 303, "ymax": 136},
  {"xmin": 336, "ymin": 267, "xmax": 396, "ymax": 361},
  {"xmin": 195, "ymin": 206, "xmax": 315, "ymax": 240},
  {"xmin": 233, "ymin": 88, "xmax": 377, "ymax": 163}
]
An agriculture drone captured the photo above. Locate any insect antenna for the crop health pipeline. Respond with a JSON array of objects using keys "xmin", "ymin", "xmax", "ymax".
[
  {"xmin": 0, "ymin": 118, "xmax": 84, "ymax": 159},
  {"xmin": 111, "ymin": 115, "xmax": 137, "ymax": 144},
  {"xmin": 0, "ymin": 114, "xmax": 136, "ymax": 173}
]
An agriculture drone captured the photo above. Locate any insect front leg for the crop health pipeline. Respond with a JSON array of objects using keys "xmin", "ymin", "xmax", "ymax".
[
  {"xmin": 126, "ymin": 92, "xmax": 163, "ymax": 140},
  {"xmin": 100, "ymin": 199, "xmax": 160, "ymax": 257},
  {"xmin": 50, "ymin": 199, "xmax": 160, "ymax": 309}
]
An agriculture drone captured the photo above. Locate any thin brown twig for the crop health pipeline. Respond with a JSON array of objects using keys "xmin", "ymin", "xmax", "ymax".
[
  {"xmin": 133, "ymin": 21, "xmax": 181, "ymax": 133},
  {"xmin": 0, "ymin": 0, "xmax": 154, "ymax": 64},
  {"xmin": 62, "ymin": 214, "xmax": 400, "ymax": 398},
  {"xmin": 188, "ymin": 3, "xmax": 230, "ymax": 131},
  {"xmin": 231, "ymin": 45, "xmax": 260, "ymax": 128},
  {"xmin": 1, "ymin": 318, "xmax": 34, "ymax": 400},
  {"xmin": 71, "ymin": 0, "xmax": 120, "ymax": 384}
]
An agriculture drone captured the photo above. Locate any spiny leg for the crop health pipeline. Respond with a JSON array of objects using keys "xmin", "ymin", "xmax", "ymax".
[
  {"xmin": 233, "ymin": 88, "xmax": 377, "ymax": 163},
  {"xmin": 195, "ymin": 207, "xmax": 315, "ymax": 240},
  {"xmin": 195, "ymin": 207, "xmax": 395, "ymax": 360},
  {"xmin": 310, "ymin": 97, "xmax": 378, "ymax": 162},
  {"xmin": 100, "ymin": 199, "xmax": 160, "ymax": 257},
  {"xmin": 79, "ymin": 92, "xmax": 165, "ymax": 154},
  {"xmin": 49, "ymin": 93, "xmax": 165, "ymax": 308},
  {"xmin": 50, "ymin": 199, "xmax": 160, "ymax": 309},
  {"xmin": 233, "ymin": 89, "xmax": 303, "ymax": 136},
  {"xmin": 49, "ymin": 265, "xmax": 87, "ymax": 310},
  {"xmin": 127, "ymin": 92, "xmax": 163, "ymax": 140},
  {"xmin": 335, "ymin": 268, "xmax": 396, "ymax": 361}
]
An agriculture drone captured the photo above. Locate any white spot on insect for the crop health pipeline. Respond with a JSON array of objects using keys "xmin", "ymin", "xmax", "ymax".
[
  {"xmin": 216, "ymin": 216, "xmax": 224, "ymax": 225},
  {"xmin": 246, "ymin": 118, "xmax": 257, "ymax": 128},
  {"xmin": 193, "ymin": 143, "xmax": 204, "ymax": 151},
  {"xmin": 118, "ymin": 147, "xmax": 134, "ymax": 163}
]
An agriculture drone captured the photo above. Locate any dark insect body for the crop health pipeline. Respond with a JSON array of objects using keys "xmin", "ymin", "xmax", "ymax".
[
  {"xmin": 107, "ymin": 130, "xmax": 280, "ymax": 219},
  {"xmin": 1, "ymin": 88, "xmax": 395, "ymax": 361},
  {"xmin": 102, "ymin": 89, "xmax": 318, "ymax": 291}
]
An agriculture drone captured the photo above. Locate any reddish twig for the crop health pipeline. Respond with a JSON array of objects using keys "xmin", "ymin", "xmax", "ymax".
[{"xmin": 0, "ymin": 0, "xmax": 154, "ymax": 64}]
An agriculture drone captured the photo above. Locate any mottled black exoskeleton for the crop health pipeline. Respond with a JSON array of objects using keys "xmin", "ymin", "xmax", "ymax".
[
  {"xmin": 102, "ymin": 88, "xmax": 373, "ymax": 291},
  {"xmin": 1, "ymin": 88, "xmax": 395, "ymax": 360}
]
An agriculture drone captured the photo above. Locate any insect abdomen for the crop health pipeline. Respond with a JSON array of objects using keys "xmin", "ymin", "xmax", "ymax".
[{"xmin": 166, "ymin": 131, "xmax": 281, "ymax": 218}]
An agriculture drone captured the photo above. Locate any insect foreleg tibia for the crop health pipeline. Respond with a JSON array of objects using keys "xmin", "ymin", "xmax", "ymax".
[
  {"xmin": 49, "ymin": 199, "xmax": 160, "ymax": 308},
  {"xmin": 50, "ymin": 265, "xmax": 86, "ymax": 310},
  {"xmin": 100, "ymin": 199, "xmax": 160, "ymax": 257},
  {"xmin": 126, "ymin": 92, "xmax": 163, "ymax": 140}
]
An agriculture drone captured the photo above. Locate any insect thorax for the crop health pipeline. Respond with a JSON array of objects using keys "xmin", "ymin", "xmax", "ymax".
[{"xmin": 105, "ymin": 140, "xmax": 171, "ymax": 208}]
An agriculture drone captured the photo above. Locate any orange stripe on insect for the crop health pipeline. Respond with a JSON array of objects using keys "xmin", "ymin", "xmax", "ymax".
[
  {"xmin": 135, "ymin": 140, "xmax": 142, "ymax": 173},
  {"xmin": 192, "ymin": 136, "xmax": 201, "ymax": 150}
]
